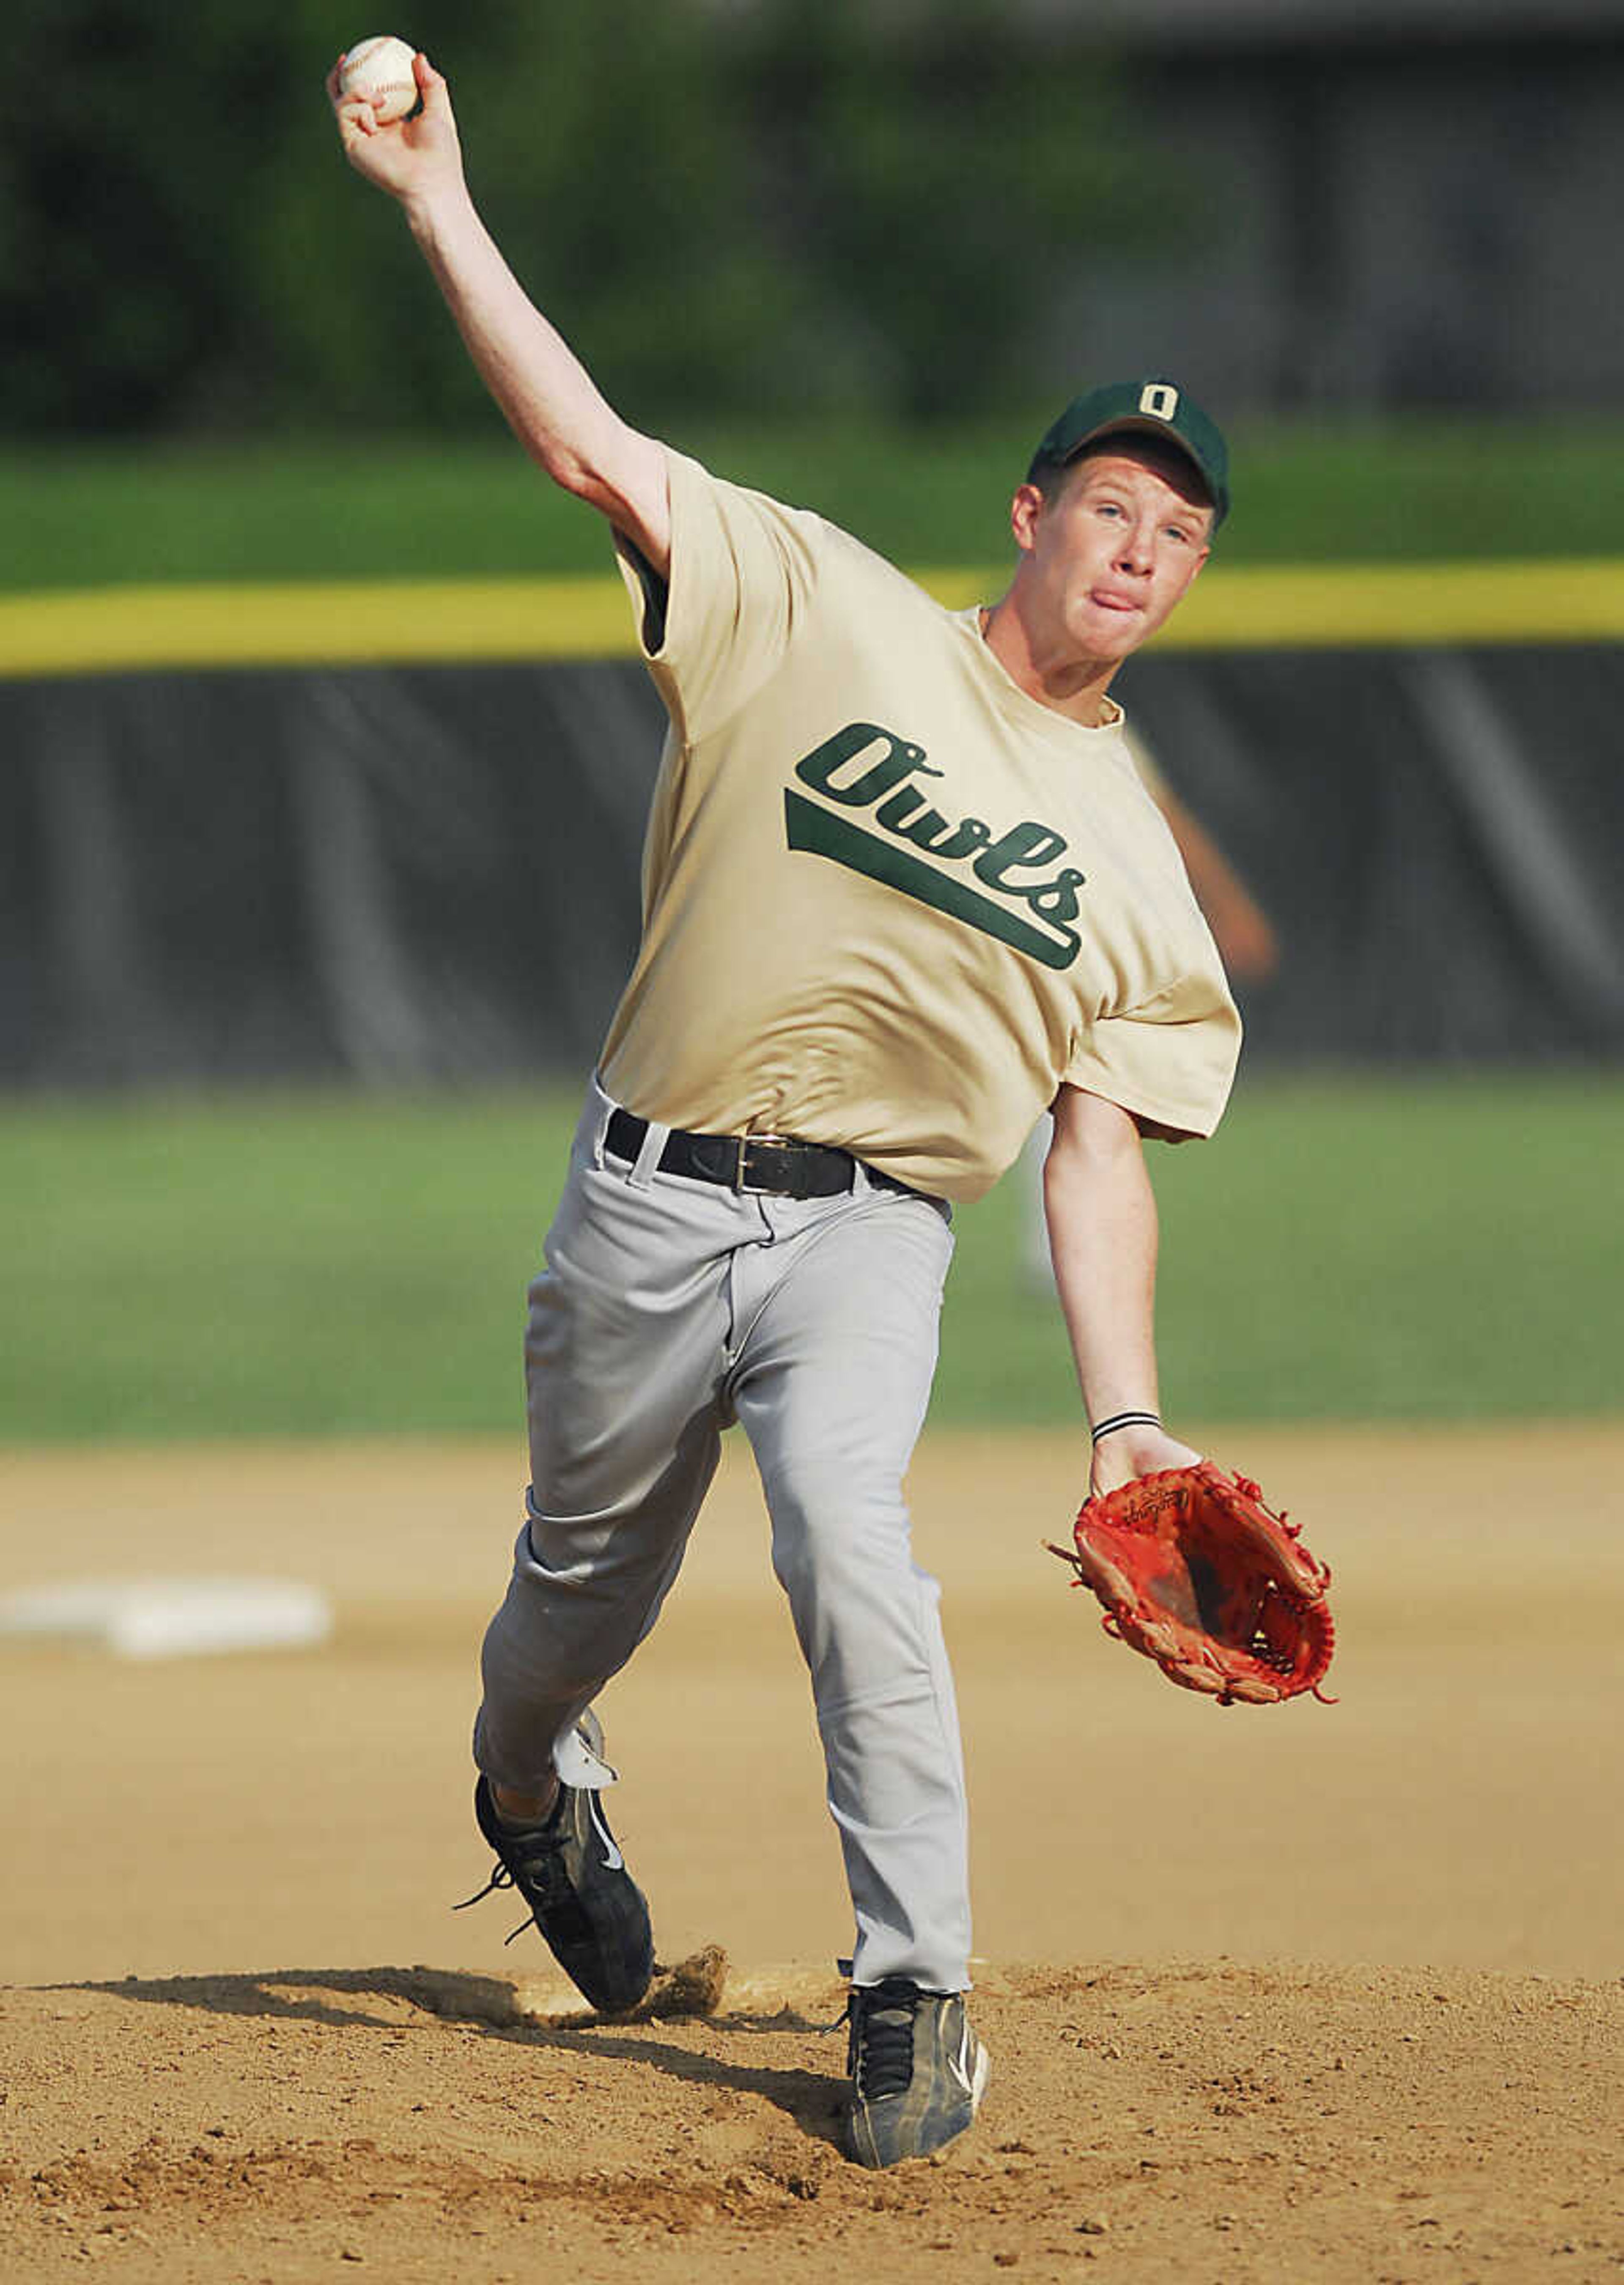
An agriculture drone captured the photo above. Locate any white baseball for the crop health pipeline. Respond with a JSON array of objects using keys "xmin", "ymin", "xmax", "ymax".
[{"xmin": 338, "ymin": 35, "xmax": 419, "ymax": 124}]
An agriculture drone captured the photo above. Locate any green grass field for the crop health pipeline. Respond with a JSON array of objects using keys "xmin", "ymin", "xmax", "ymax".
[
  {"xmin": 7, "ymin": 418, "xmax": 1624, "ymax": 593},
  {"xmin": 2, "ymin": 1074, "xmax": 1617, "ymax": 1444}
]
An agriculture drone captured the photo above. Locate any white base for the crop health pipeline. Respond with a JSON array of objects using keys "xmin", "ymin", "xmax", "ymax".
[{"xmin": 0, "ymin": 1577, "xmax": 334, "ymax": 1660}]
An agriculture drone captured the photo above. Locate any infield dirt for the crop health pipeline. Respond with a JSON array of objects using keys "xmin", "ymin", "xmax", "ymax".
[{"xmin": 3, "ymin": 1425, "xmax": 1621, "ymax": 2282}]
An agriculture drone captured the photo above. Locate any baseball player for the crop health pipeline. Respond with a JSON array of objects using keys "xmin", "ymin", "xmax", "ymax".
[{"xmin": 331, "ymin": 51, "xmax": 1241, "ymax": 2169}]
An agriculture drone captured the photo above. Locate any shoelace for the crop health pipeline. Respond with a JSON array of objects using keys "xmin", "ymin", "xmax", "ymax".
[
  {"xmin": 454, "ymin": 1814, "xmax": 570, "ymax": 1946},
  {"xmin": 846, "ymin": 1980, "xmax": 921, "ymax": 2101}
]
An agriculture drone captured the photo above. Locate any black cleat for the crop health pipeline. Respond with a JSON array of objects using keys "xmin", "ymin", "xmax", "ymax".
[
  {"xmin": 843, "ymin": 1976, "xmax": 990, "ymax": 2167},
  {"xmin": 460, "ymin": 1736, "xmax": 654, "ymax": 2016}
]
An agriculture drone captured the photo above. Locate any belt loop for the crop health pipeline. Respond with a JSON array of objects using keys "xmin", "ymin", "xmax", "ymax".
[
  {"xmin": 629, "ymin": 1116, "xmax": 669, "ymax": 1189},
  {"xmin": 588, "ymin": 1075, "xmax": 614, "ymax": 1170}
]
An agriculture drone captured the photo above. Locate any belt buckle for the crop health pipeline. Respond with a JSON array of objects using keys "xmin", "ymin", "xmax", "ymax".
[{"xmin": 734, "ymin": 1133, "xmax": 787, "ymax": 1192}]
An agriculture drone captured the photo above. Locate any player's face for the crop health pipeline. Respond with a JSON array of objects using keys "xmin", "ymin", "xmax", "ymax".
[{"xmin": 1012, "ymin": 448, "xmax": 1212, "ymax": 666}]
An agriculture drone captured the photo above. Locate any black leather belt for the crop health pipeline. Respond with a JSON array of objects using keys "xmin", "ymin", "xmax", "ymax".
[{"xmin": 604, "ymin": 1107, "xmax": 913, "ymax": 1200}]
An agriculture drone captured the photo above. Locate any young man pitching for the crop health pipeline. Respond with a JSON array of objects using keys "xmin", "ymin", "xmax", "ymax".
[{"xmin": 331, "ymin": 49, "xmax": 1240, "ymax": 2169}]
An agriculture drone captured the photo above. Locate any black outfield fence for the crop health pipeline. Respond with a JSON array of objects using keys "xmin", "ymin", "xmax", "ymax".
[
  {"xmin": 2, "ymin": 609, "xmax": 1622, "ymax": 1087},
  {"xmin": 1125, "ymin": 642, "xmax": 1624, "ymax": 1064}
]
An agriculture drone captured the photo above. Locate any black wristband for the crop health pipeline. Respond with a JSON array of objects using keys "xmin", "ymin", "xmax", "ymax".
[{"xmin": 1089, "ymin": 1409, "xmax": 1162, "ymax": 1446}]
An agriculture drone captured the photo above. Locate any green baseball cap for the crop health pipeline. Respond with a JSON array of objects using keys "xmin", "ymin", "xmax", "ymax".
[{"xmin": 1028, "ymin": 379, "xmax": 1230, "ymax": 526}]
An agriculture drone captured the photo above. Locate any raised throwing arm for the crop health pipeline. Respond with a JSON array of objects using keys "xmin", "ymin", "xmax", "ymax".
[{"xmin": 327, "ymin": 49, "xmax": 670, "ymax": 572}]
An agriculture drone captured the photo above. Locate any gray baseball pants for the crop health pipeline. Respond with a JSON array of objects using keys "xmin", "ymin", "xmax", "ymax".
[{"xmin": 474, "ymin": 1075, "xmax": 972, "ymax": 1992}]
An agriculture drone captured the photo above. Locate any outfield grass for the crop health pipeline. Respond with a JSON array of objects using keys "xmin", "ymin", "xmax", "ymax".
[
  {"xmin": 7, "ymin": 418, "xmax": 1624, "ymax": 592},
  {"xmin": 1, "ymin": 1075, "xmax": 1616, "ymax": 1445}
]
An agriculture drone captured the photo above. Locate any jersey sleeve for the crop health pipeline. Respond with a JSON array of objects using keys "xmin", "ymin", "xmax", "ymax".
[
  {"xmin": 1061, "ymin": 964, "xmax": 1243, "ymax": 1141},
  {"xmin": 614, "ymin": 447, "xmax": 822, "ymax": 746}
]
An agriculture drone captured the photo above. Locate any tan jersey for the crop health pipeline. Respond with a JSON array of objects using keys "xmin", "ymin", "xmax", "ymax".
[{"xmin": 598, "ymin": 450, "xmax": 1240, "ymax": 1203}]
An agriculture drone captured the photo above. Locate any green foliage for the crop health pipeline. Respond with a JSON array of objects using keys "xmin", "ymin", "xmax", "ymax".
[
  {"xmin": 3, "ymin": 3, "xmax": 308, "ymax": 430},
  {"xmin": 730, "ymin": 0, "xmax": 1182, "ymax": 419},
  {"xmin": 3, "ymin": 1, "xmax": 1159, "ymax": 438},
  {"xmin": 1, "ymin": 1076, "xmax": 1618, "ymax": 1443}
]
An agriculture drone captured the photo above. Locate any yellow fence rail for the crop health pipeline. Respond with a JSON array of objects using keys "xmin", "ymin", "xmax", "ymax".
[{"xmin": 3, "ymin": 558, "xmax": 1624, "ymax": 679}]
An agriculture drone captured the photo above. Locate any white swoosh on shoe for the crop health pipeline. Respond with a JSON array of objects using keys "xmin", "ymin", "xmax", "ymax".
[
  {"xmin": 949, "ymin": 2024, "xmax": 989, "ymax": 2105},
  {"xmin": 585, "ymin": 1790, "xmax": 624, "ymax": 1872}
]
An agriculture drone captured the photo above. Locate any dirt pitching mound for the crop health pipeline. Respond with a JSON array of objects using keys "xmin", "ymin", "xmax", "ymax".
[{"xmin": 3, "ymin": 1957, "xmax": 1618, "ymax": 2283}]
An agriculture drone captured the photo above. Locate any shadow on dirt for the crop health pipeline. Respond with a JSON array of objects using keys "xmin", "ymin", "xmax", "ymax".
[{"xmin": 48, "ymin": 1960, "xmax": 846, "ymax": 2146}]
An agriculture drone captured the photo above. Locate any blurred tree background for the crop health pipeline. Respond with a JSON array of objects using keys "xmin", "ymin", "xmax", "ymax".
[{"xmin": 1, "ymin": 0, "xmax": 1180, "ymax": 442}]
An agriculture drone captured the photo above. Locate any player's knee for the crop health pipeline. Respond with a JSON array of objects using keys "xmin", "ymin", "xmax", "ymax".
[{"xmin": 764, "ymin": 1454, "xmax": 910, "ymax": 1605}]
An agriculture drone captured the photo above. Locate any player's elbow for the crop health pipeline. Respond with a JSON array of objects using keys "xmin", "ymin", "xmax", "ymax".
[
  {"xmin": 529, "ymin": 436, "xmax": 599, "ymax": 500},
  {"xmin": 527, "ymin": 429, "xmax": 670, "ymax": 572}
]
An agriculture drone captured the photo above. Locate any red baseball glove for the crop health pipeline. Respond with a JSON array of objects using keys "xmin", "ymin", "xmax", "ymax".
[{"xmin": 1048, "ymin": 1461, "xmax": 1335, "ymax": 1705}]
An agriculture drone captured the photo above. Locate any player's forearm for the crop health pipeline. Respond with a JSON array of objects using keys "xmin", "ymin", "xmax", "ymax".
[
  {"xmin": 405, "ymin": 187, "xmax": 606, "ymax": 481},
  {"xmin": 1046, "ymin": 1094, "xmax": 1202, "ymax": 1496},
  {"xmin": 403, "ymin": 184, "xmax": 669, "ymax": 562},
  {"xmin": 1044, "ymin": 1102, "xmax": 1163, "ymax": 1435}
]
